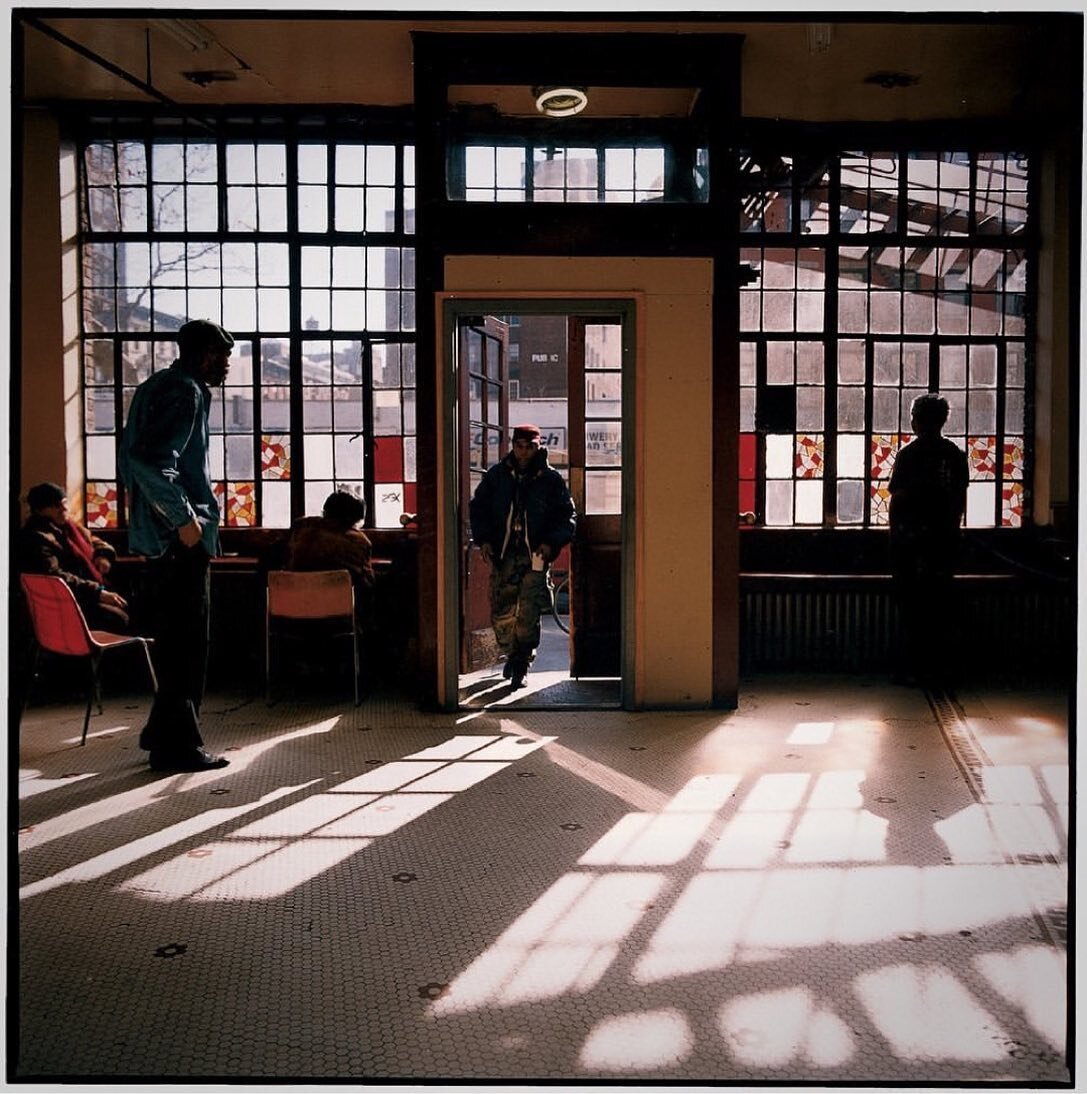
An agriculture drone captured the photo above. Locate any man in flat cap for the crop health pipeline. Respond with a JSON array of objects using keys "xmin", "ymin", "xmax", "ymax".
[
  {"xmin": 469, "ymin": 424, "xmax": 576, "ymax": 688},
  {"xmin": 119, "ymin": 319, "xmax": 234, "ymax": 771}
]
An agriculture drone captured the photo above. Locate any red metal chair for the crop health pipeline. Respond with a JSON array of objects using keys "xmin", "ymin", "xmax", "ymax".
[
  {"xmin": 19, "ymin": 573, "xmax": 158, "ymax": 746},
  {"xmin": 265, "ymin": 569, "xmax": 362, "ymax": 705}
]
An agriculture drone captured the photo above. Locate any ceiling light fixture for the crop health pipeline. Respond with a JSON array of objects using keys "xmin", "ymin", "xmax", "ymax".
[{"xmin": 534, "ymin": 86, "xmax": 589, "ymax": 118}]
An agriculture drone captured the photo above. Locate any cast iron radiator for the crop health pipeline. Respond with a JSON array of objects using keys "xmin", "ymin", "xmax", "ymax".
[{"xmin": 739, "ymin": 573, "xmax": 1072, "ymax": 679}]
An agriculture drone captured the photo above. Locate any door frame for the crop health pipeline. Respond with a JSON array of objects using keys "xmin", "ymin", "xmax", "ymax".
[{"xmin": 438, "ymin": 292, "xmax": 637, "ymax": 712}]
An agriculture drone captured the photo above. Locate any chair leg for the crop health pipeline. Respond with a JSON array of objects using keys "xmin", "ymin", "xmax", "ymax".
[
  {"xmin": 141, "ymin": 640, "xmax": 159, "ymax": 693},
  {"xmin": 19, "ymin": 643, "xmax": 41, "ymax": 727},
  {"xmin": 82, "ymin": 654, "xmax": 101, "ymax": 746},
  {"xmin": 265, "ymin": 625, "xmax": 273, "ymax": 705},
  {"xmin": 352, "ymin": 626, "xmax": 361, "ymax": 706}
]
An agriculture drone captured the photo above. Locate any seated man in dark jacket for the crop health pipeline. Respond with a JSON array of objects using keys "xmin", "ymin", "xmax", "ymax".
[
  {"xmin": 469, "ymin": 424, "xmax": 576, "ymax": 688},
  {"xmin": 18, "ymin": 481, "xmax": 129, "ymax": 629},
  {"xmin": 284, "ymin": 490, "xmax": 375, "ymax": 622}
]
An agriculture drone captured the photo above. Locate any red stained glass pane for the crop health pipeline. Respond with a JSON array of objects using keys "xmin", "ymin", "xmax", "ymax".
[
  {"xmin": 739, "ymin": 480, "xmax": 755, "ymax": 516},
  {"xmin": 1002, "ymin": 482, "xmax": 1023, "ymax": 527},
  {"xmin": 85, "ymin": 482, "xmax": 118, "ymax": 529},
  {"xmin": 374, "ymin": 435, "xmax": 403, "ymax": 482},
  {"xmin": 739, "ymin": 433, "xmax": 757, "ymax": 479},
  {"xmin": 967, "ymin": 435, "xmax": 997, "ymax": 479},
  {"xmin": 217, "ymin": 481, "xmax": 256, "ymax": 527},
  {"xmin": 1003, "ymin": 436, "xmax": 1024, "ymax": 479},
  {"xmin": 260, "ymin": 433, "xmax": 291, "ymax": 480},
  {"xmin": 403, "ymin": 482, "xmax": 417, "ymax": 514},
  {"xmin": 795, "ymin": 434, "xmax": 824, "ymax": 479}
]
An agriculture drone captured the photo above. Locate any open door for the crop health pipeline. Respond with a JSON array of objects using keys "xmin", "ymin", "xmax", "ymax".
[
  {"xmin": 567, "ymin": 316, "xmax": 623, "ymax": 678},
  {"xmin": 458, "ymin": 315, "xmax": 510, "ymax": 672}
]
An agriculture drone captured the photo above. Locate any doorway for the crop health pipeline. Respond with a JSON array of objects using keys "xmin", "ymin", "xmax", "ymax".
[{"xmin": 444, "ymin": 300, "xmax": 634, "ymax": 711}]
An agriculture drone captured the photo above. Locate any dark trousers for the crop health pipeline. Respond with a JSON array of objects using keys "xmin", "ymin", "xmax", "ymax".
[
  {"xmin": 139, "ymin": 543, "xmax": 211, "ymax": 753},
  {"xmin": 891, "ymin": 545, "xmax": 957, "ymax": 685}
]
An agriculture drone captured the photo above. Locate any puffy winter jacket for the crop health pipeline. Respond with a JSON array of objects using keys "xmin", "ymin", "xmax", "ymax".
[{"xmin": 468, "ymin": 448, "xmax": 576, "ymax": 560}]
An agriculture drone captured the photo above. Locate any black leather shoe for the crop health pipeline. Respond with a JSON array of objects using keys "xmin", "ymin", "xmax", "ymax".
[
  {"xmin": 149, "ymin": 748, "xmax": 230, "ymax": 772},
  {"xmin": 510, "ymin": 669, "xmax": 527, "ymax": 689}
]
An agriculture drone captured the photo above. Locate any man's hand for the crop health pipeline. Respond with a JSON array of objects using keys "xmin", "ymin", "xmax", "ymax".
[
  {"xmin": 479, "ymin": 543, "xmax": 493, "ymax": 564},
  {"xmin": 178, "ymin": 519, "xmax": 203, "ymax": 548}
]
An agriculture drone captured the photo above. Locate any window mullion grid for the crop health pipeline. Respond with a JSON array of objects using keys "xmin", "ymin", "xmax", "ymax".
[
  {"xmin": 823, "ymin": 243, "xmax": 839, "ymax": 526},
  {"xmin": 755, "ymin": 336, "xmax": 767, "ymax": 525},
  {"xmin": 287, "ymin": 138, "xmax": 306, "ymax": 523},
  {"xmin": 862, "ymin": 331, "xmax": 875, "ymax": 528},
  {"xmin": 995, "ymin": 338, "xmax": 1007, "ymax": 527},
  {"xmin": 362, "ymin": 340, "xmax": 376, "ymax": 524}
]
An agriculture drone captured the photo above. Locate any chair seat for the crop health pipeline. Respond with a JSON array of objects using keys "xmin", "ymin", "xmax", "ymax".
[{"xmin": 88, "ymin": 630, "xmax": 149, "ymax": 650}]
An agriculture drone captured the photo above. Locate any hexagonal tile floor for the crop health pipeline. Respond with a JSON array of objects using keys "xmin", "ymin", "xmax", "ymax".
[{"xmin": 14, "ymin": 674, "xmax": 1069, "ymax": 1084}]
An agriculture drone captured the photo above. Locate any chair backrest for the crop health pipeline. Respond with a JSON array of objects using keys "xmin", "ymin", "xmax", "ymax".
[
  {"xmin": 20, "ymin": 574, "xmax": 94, "ymax": 657},
  {"xmin": 267, "ymin": 569, "xmax": 355, "ymax": 620}
]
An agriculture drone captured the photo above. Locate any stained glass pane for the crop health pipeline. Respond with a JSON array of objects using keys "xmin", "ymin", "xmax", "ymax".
[
  {"xmin": 967, "ymin": 436, "xmax": 997, "ymax": 479},
  {"xmin": 739, "ymin": 433, "xmax": 757, "ymax": 479},
  {"xmin": 221, "ymin": 482, "xmax": 256, "ymax": 527},
  {"xmin": 795, "ymin": 435, "xmax": 824, "ymax": 478},
  {"xmin": 374, "ymin": 435, "xmax": 404, "ymax": 482},
  {"xmin": 85, "ymin": 482, "xmax": 118, "ymax": 529},
  {"xmin": 1004, "ymin": 436, "xmax": 1025, "ymax": 479},
  {"xmin": 261, "ymin": 434, "xmax": 291, "ymax": 480},
  {"xmin": 869, "ymin": 482, "xmax": 891, "ymax": 525},
  {"xmin": 1002, "ymin": 483, "xmax": 1024, "ymax": 527},
  {"xmin": 871, "ymin": 435, "xmax": 901, "ymax": 479}
]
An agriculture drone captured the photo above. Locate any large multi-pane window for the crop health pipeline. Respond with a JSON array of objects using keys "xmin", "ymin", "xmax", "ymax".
[
  {"xmin": 738, "ymin": 147, "xmax": 1031, "ymax": 528},
  {"xmin": 451, "ymin": 140, "xmax": 706, "ymax": 203},
  {"xmin": 78, "ymin": 123, "xmax": 1033, "ymax": 535},
  {"xmin": 78, "ymin": 122, "xmax": 416, "ymax": 531}
]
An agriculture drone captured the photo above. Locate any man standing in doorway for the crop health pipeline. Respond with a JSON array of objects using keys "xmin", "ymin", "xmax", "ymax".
[
  {"xmin": 469, "ymin": 424, "xmax": 576, "ymax": 688},
  {"xmin": 119, "ymin": 319, "xmax": 233, "ymax": 772}
]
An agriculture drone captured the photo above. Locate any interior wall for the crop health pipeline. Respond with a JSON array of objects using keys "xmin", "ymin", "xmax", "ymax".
[
  {"xmin": 19, "ymin": 111, "xmax": 81, "ymax": 520},
  {"xmin": 1034, "ymin": 140, "xmax": 1075, "ymax": 530},
  {"xmin": 443, "ymin": 256, "xmax": 718, "ymax": 708}
]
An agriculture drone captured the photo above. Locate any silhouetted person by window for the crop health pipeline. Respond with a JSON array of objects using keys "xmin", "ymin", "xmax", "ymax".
[
  {"xmin": 119, "ymin": 319, "xmax": 234, "ymax": 772},
  {"xmin": 469, "ymin": 424, "xmax": 576, "ymax": 689},
  {"xmin": 18, "ymin": 481, "xmax": 129, "ymax": 629},
  {"xmin": 285, "ymin": 490, "xmax": 376, "ymax": 625},
  {"xmin": 888, "ymin": 393, "xmax": 969, "ymax": 686}
]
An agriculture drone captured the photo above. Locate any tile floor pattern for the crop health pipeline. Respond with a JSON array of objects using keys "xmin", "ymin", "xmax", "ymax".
[{"xmin": 14, "ymin": 675, "xmax": 1070, "ymax": 1084}]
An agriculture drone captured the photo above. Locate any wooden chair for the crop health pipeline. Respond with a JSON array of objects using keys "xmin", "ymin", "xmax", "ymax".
[
  {"xmin": 19, "ymin": 573, "xmax": 158, "ymax": 746},
  {"xmin": 265, "ymin": 569, "xmax": 362, "ymax": 705}
]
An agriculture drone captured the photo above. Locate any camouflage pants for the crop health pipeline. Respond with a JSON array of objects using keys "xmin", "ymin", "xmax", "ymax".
[{"xmin": 490, "ymin": 548, "xmax": 551, "ymax": 670}]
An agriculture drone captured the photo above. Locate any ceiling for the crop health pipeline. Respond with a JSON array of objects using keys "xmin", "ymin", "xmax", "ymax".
[{"xmin": 15, "ymin": 12, "xmax": 1081, "ymax": 128}]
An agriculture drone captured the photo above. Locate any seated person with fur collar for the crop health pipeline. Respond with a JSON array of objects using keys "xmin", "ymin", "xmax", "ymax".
[{"xmin": 18, "ymin": 481, "xmax": 129, "ymax": 629}]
